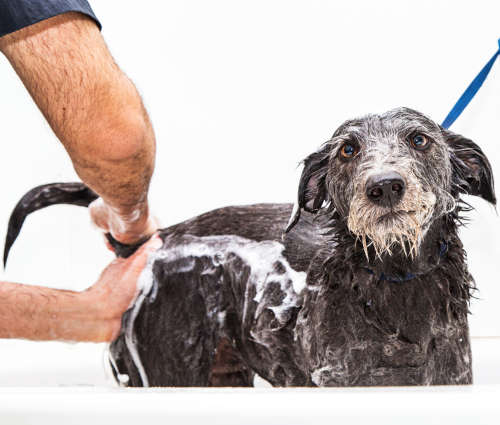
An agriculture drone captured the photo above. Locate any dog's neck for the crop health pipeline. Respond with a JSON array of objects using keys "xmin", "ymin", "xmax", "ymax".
[
  {"xmin": 362, "ymin": 220, "xmax": 452, "ymax": 281},
  {"xmin": 322, "ymin": 212, "xmax": 461, "ymax": 283}
]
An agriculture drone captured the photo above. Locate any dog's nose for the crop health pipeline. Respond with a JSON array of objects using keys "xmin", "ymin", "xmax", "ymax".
[{"xmin": 365, "ymin": 172, "xmax": 406, "ymax": 207}]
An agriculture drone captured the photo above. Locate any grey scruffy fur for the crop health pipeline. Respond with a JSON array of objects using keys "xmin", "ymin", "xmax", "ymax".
[{"xmin": 4, "ymin": 107, "xmax": 495, "ymax": 387}]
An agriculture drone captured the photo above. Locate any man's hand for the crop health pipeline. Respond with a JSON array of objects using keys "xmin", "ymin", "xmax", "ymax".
[
  {"xmin": 85, "ymin": 235, "xmax": 163, "ymax": 340},
  {"xmin": 0, "ymin": 235, "xmax": 162, "ymax": 342},
  {"xmin": 89, "ymin": 198, "xmax": 158, "ymax": 245}
]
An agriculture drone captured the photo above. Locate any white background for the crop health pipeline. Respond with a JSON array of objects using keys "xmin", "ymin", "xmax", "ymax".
[{"xmin": 0, "ymin": 0, "xmax": 499, "ymax": 384}]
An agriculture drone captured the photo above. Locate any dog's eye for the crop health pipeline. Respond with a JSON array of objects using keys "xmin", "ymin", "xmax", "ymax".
[
  {"xmin": 340, "ymin": 143, "xmax": 358, "ymax": 159},
  {"xmin": 410, "ymin": 134, "xmax": 431, "ymax": 151}
]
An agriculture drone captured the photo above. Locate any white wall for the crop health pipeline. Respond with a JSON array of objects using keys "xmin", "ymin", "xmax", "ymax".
[{"xmin": 0, "ymin": 0, "xmax": 498, "ymax": 348}]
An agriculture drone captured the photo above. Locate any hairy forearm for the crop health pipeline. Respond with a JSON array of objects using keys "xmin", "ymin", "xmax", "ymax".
[
  {"xmin": 0, "ymin": 235, "xmax": 160, "ymax": 343},
  {"xmin": 0, "ymin": 281, "xmax": 112, "ymax": 342},
  {"xmin": 0, "ymin": 13, "xmax": 155, "ymax": 215}
]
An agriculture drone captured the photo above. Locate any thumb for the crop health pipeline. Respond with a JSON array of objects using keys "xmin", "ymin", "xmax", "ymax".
[{"xmin": 121, "ymin": 233, "xmax": 163, "ymax": 273}]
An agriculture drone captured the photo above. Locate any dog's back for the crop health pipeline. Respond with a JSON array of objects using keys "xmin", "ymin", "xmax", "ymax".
[
  {"xmin": 164, "ymin": 202, "xmax": 328, "ymax": 272},
  {"xmin": 111, "ymin": 202, "xmax": 330, "ymax": 387}
]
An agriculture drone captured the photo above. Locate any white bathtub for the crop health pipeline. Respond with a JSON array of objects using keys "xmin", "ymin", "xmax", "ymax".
[{"xmin": 0, "ymin": 337, "xmax": 498, "ymax": 424}]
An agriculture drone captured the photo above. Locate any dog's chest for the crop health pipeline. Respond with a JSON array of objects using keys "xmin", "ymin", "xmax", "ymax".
[{"xmin": 294, "ymin": 271, "xmax": 472, "ymax": 386}]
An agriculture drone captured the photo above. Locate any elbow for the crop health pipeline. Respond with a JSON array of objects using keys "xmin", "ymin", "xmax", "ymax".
[
  {"xmin": 93, "ymin": 107, "xmax": 153, "ymax": 164},
  {"xmin": 70, "ymin": 103, "xmax": 154, "ymax": 167}
]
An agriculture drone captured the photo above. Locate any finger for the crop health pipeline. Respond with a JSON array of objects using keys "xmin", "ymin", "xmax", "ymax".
[
  {"xmin": 98, "ymin": 233, "xmax": 161, "ymax": 279},
  {"xmin": 89, "ymin": 198, "xmax": 111, "ymax": 231},
  {"xmin": 143, "ymin": 215, "xmax": 160, "ymax": 237},
  {"xmin": 107, "ymin": 207, "xmax": 158, "ymax": 245},
  {"xmin": 124, "ymin": 234, "xmax": 163, "ymax": 272}
]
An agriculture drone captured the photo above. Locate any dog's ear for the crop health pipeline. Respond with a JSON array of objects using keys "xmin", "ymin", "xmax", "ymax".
[
  {"xmin": 298, "ymin": 151, "xmax": 329, "ymax": 213},
  {"xmin": 443, "ymin": 129, "xmax": 496, "ymax": 205},
  {"xmin": 285, "ymin": 145, "xmax": 331, "ymax": 233}
]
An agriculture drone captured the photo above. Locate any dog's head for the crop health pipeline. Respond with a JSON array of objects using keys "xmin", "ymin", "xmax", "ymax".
[{"xmin": 287, "ymin": 107, "xmax": 495, "ymax": 258}]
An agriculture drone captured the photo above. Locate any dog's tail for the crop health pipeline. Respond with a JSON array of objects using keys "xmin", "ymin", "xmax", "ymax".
[{"xmin": 3, "ymin": 182, "xmax": 146, "ymax": 266}]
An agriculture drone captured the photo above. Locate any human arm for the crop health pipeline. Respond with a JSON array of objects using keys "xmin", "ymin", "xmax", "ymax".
[
  {"xmin": 0, "ymin": 236, "xmax": 161, "ymax": 342},
  {"xmin": 0, "ymin": 12, "xmax": 157, "ymax": 244}
]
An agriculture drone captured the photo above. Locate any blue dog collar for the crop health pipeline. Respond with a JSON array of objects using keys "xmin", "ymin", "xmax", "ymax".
[
  {"xmin": 442, "ymin": 38, "xmax": 500, "ymax": 129},
  {"xmin": 364, "ymin": 240, "xmax": 448, "ymax": 283},
  {"xmin": 364, "ymin": 267, "xmax": 416, "ymax": 283}
]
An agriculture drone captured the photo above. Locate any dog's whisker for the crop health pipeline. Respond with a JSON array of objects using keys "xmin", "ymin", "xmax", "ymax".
[
  {"xmin": 362, "ymin": 235, "xmax": 369, "ymax": 261},
  {"xmin": 399, "ymin": 235, "xmax": 407, "ymax": 257}
]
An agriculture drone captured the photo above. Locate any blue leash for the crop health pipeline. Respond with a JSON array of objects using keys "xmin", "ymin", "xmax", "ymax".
[{"xmin": 442, "ymin": 38, "xmax": 500, "ymax": 129}]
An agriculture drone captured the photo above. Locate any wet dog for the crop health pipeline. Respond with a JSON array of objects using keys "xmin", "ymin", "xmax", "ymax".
[{"xmin": 4, "ymin": 108, "xmax": 495, "ymax": 387}]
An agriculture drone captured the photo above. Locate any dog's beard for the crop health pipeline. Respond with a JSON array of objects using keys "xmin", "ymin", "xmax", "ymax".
[{"xmin": 347, "ymin": 182, "xmax": 439, "ymax": 260}]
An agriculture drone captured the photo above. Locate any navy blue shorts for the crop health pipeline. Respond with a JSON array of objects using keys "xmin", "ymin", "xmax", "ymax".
[{"xmin": 0, "ymin": 0, "xmax": 100, "ymax": 38}]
